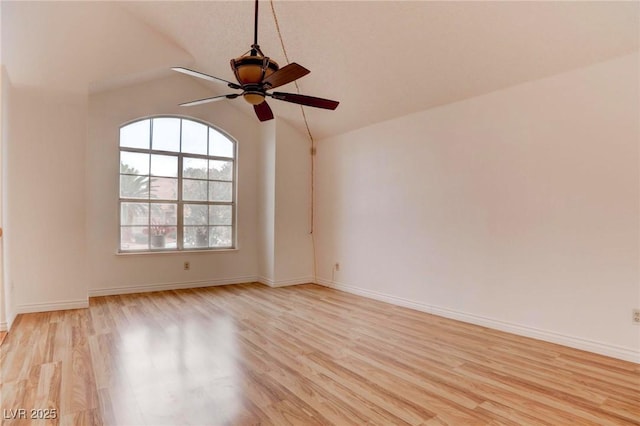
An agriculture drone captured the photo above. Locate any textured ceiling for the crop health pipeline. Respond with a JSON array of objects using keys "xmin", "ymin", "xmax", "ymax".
[{"xmin": 2, "ymin": 1, "xmax": 638, "ymax": 139}]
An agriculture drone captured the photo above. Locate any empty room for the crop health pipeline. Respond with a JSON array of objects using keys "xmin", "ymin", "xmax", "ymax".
[{"xmin": 1, "ymin": 1, "xmax": 639, "ymax": 424}]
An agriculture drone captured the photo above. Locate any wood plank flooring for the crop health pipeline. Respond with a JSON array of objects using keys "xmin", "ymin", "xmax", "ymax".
[{"xmin": 1, "ymin": 283, "xmax": 639, "ymax": 425}]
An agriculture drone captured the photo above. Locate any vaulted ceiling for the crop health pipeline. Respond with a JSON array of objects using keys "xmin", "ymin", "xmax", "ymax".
[{"xmin": 2, "ymin": 1, "xmax": 638, "ymax": 139}]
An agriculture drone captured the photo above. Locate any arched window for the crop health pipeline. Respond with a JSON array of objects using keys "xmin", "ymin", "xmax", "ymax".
[{"xmin": 119, "ymin": 117, "xmax": 236, "ymax": 252}]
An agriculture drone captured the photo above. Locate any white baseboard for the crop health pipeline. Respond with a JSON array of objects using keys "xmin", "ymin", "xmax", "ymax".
[
  {"xmin": 0, "ymin": 321, "xmax": 7, "ymax": 332},
  {"xmin": 88, "ymin": 275, "xmax": 259, "ymax": 297},
  {"xmin": 7, "ymin": 310, "xmax": 16, "ymax": 330},
  {"xmin": 258, "ymin": 276, "xmax": 314, "ymax": 288},
  {"xmin": 316, "ymin": 278, "xmax": 640, "ymax": 364},
  {"xmin": 16, "ymin": 299, "xmax": 89, "ymax": 315}
]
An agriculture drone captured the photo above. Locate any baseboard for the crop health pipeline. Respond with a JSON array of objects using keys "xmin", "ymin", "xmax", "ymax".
[
  {"xmin": 7, "ymin": 310, "xmax": 16, "ymax": 330},
  {"xmin": 15, "ymin": 299, "xmax": 89, "ymax": 315},
  {"xmin": 0, "ymin": 321, "xmax": 7, "ymax": 332},
  {"xmin": 89, "ymin": 275, "xmax": 259, "ymax": 297},
  {"xmin": 316, "ymin": 278, "xmax": 640, "ymax": 364},
  {"xmin": 258, "ymin": 276, "xmax": 314, "ymax": 288}
]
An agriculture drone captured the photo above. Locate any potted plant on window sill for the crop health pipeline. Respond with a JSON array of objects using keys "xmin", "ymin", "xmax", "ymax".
[{"xmin": 150, "ymin": 224, "xmax": 170, "ymax": 248}]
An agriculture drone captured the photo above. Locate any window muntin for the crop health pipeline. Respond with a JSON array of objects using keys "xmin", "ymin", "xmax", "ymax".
[{"xmin": 119, "ymin": 117, "xmax": 236, "ymax": 252}]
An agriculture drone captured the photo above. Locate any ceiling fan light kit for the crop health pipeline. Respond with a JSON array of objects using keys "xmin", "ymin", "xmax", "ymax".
[{"xmin": 173, "ymin": 0, "xmax": 338, "ymax": 121}]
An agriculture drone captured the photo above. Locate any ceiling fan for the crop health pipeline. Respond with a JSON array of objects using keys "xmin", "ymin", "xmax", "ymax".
[{"xmin": 172, "ymin": 0, "xmax": 339, "ymax": 122}]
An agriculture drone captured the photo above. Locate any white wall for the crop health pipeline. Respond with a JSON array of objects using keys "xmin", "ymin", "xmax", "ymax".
[
  {"xmin": 256, "ymin": 118, "xmax": 314, "ymax": 287},
  {"xmin": 315, "ymin": 53, "xmax": 640, "ymax": 362},
  {"xmin": 87, "ymin": 75, "xmax": 262, "ymax": 295},
  {"xmin": 257, "ymin": 120, "xmax": 276, "ymax": 283},
  {"xmin": 273, "ymin": 119, "xmax": 314, "ymax": 284},
  {"xmin": 0, "ymin": 66, "xmax": 9, "ymax": 329},
  {"xmin": 5, "ymin": 87, "xmax": 89, "ymax": 313}
]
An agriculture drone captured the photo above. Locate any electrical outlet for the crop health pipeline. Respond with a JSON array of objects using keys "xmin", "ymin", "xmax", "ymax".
[
  {"xmin": 184, "ymin": 261, "xmax": 190, "ymax": 271},
  {"xmin": 335, "ymin": 262, "xmax": 340, "ymax": 272},
  {"xmin": 633, "ymin": 309, "xmax": 640, "ymax": 325}
]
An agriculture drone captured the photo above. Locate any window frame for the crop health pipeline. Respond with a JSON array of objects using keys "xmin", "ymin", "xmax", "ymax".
[{"xmin": 118, "ymin": 116, "xmax": 237, "ymax": 253}]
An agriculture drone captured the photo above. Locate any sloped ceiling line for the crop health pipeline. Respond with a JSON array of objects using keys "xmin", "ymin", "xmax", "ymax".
[{"xmin": 3, "ymin": 1, "xmax": 638, "ymax": 139}]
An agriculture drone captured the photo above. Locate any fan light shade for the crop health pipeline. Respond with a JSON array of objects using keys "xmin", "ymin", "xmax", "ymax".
[
  {"xmin": 232, "ymin": 56, "xmax": 279, "ymax": 85},
  {"xmin": 243, "ymin": 92, "xmax": 265, "ymax": 105}
]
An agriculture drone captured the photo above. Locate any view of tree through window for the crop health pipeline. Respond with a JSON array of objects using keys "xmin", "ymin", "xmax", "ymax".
[{"xmin": 119, "ymin": 117, "xmax": 236, "ymax": 252}]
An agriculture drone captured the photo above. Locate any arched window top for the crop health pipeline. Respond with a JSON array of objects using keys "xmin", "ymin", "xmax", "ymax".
[{"xmin": 120, "ymin": 117, "xmax": 235, "ymax": 159}]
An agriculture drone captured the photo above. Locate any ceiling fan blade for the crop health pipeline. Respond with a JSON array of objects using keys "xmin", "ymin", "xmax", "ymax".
[
  {"xmin": 253, "ymin": 100, "xmax": 274, "ymax": 122},
  {"xmin": 172, "ymin": 67, "xmax": 241, "ymax": 89},
  {"xmin": 179, "ymin": 94, "xmax": 239, "ymax": 107},
  {"xmin": 270, "ymin": 92, "xmax": 339, "ymax": 110},
  {"xmin": 262, "ymin": 63, "xmax": 310, "ymax": 89}
]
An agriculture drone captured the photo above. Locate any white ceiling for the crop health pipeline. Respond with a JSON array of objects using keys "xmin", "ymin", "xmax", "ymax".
[{"xmin": 2, "ymin": 1, "xmax": 638, "ymax": 139}]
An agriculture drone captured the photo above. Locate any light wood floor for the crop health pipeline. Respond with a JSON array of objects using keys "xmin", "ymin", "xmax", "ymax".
[{"xmin": 1, "ymin": 283, "xmax": 639, "ymax": 425}]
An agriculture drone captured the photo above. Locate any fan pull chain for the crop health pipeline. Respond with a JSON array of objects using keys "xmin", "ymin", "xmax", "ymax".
[
  {"xmin": 270, "ymin": 0, "xmax": 318, "ymax": 280},
  {"xmin": 269, "ymin": 1, "xmax": 315, "ymax": 146}
]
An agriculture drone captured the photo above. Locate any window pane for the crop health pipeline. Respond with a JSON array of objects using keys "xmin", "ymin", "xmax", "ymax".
[
  {"xmin": 209, "ymin": 181, "xmax": 232, "ymax": 202},
  {"xmin": 151, "ymin": 203, "xmax": 177, "ymax": 225},
  {"xmin": 209, "ymin": 160, "xmax": 233, "ymax": 181},
  {"xmin": 183, "ymin": 158, "xmax": 208, "ymax": 179},
  {"xmin": 120, "ymin": 120, "xmax": 150, "ymax": 149},
  {"xmin": 151, "ymin": 154, "xmax": 177, "ymax": 177},
  {"xmin": 184, "ymin": 226, "xmax": 208, "ymax": 249},
  {"xmin": 209, "ymin": 205, "xmax": 232, "ymax": 225},
  {"xmin": 184, "ymin": 204, "xmax": 208, "ymax": 226},
  {"xmin": 120, "ymin": 152, "xmax": 149, "ymax": 175},
  {"xmin": 121, "ymin": 202, "xmax": 148, "ymax": 226},
  {"xmin": 150, "ymin": 229, "xmax": 176, "ymax": 249},
  {"xmin": 210, "ymin": 226, "xmax": 232, "ymax": 247},
  {"xmin": 164, "ymin": 236, "xmax": 177, "ymax": 250},
  {"xmin": 183, "ymin": 179, "xmax": 208, "ymax": 201},
  {"xmin": 150, "ymin": 177, "xmax": 178, "ymax": 200},
  {"xmin": 182, "ymin": 120, "xmax": 207, "ymax": 155},
  {"xmin": 120, "ymin": 226, "xmax": 149, "ymax": 250},
  {"xmin": 152, "ymin": 118, "xmax": 180, "ymax": 152},
  {"xmin": 209, "ymin": 129, "xmax": 234, "ymax": 158},
  {"xmin": 120, "ymin": 175, "xmax": 149, "ymax": 199}
]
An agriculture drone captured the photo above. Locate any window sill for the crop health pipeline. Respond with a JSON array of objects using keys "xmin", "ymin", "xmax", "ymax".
[{"xmin": 116, "ymin": 248, "xmax": 238, "ymax": 256}]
